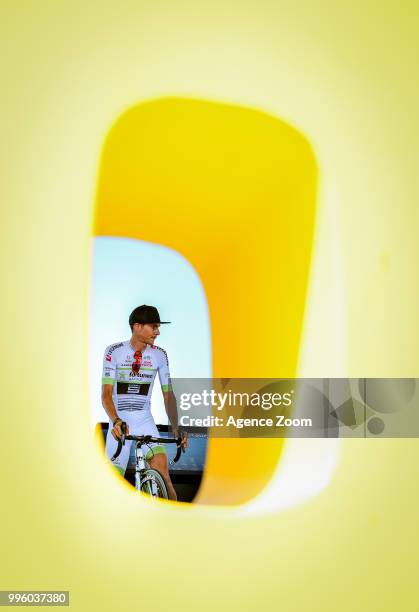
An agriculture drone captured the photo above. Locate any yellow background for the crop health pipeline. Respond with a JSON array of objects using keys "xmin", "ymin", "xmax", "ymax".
[
  {"xmin": 1, "ymin": 2, "xmax": 419, "ymax": 610},
  {"xmin": 94, "ymin": 97, "xmax": 317, "ymax": 504}
]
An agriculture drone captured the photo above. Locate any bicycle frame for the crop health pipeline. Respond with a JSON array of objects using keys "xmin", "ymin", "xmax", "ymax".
[
  {"xmin": 111, "ymin": 432, "xmax": 184, "ymax": 499},
  {"xmin": 134, "ymin": 442, "xmax": 152, "ymax": 492}
]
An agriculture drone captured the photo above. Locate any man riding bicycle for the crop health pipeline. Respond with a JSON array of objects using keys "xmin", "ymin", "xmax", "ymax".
[{"xmin": 102, "ymin": 304, "xmax": 187, "ymax": 500}]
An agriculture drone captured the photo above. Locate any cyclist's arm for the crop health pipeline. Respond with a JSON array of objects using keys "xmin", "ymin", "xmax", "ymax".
[
  {"xmin": 101, "ymin": 384, "xmax": 119, "ymax": 423},
  {"xmin": 163, "ymin": 391, "xmax": 188, "ymax": 448},
  {"xmin": 156, "ymin": 346, "xmax": 174, "ymax": 426},
  {"xmin": 101, "ymin": 344, "xmax": 128, "ymax": 439},
  {"xmin": 101, "ymin": 384, "xmax": 129, "ymax": 439},
  {"xmin": 157, "ymin": 347, "xmax": 187, "ymax": 446},
  {"xmin": 162, "ymin": 389, "xmax": 179, "ymax": 435},
  {"xmin": 102, "ymin": 345, "xmax": 119, "ymax": 422}
]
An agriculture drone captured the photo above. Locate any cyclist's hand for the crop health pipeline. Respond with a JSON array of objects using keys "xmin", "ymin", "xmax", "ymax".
[
  {"xmin": 112, "ymin": 419, "xmax": 129, "ymax": 440},
  {"xmin": 176, "ymin": 431, "xmax": 188, "ymax": 451},
  {"xmin": 182, "ymin": 431, "xmax": 188, "ymax": 449}
]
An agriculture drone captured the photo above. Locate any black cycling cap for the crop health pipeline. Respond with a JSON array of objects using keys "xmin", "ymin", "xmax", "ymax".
[{"xmin": 129, "ymin": 305, "xmax": 171, "ymax": 327}]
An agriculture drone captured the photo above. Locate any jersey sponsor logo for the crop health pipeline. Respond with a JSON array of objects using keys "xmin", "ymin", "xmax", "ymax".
[
  {"xmin": 128, "ymin": 371, "xmax": 153, "ymax": 379},
  {"xmin": 117, "ymin": 381, "xmax": 151, "ymax": 396},
  {"xmin": 127, "ymin": 385, "xmax": 140, "ymax": 394},
  {"xmin": 122, "ymin": 358, "xmax": 152, "ymax": 367},
  {"xmin": 151, "ymin": 345, "xmax": 169, "ymax": 365},
  {"xmin": 106, "ymin": 342, "xmax": 124, "ymax": 359}
]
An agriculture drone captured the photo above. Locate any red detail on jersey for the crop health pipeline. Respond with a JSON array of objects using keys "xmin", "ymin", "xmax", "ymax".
[{"xmin": 106, "ymin": 355, "xmax": 111, "ymax": 362}]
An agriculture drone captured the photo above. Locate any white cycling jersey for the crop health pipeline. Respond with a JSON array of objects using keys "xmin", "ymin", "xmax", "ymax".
[
  {"xmin": 102, "ymin": 340, "xmax": 172, "ymax": 414},
  {"xmin": 102, "ymin": 340, "xmax": 172, "ymax": 473}
]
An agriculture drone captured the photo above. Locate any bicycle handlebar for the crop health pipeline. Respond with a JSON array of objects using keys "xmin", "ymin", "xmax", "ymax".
[{"xmin": 111, "ymin": 428, "xmax": 185, "ymax": 465}]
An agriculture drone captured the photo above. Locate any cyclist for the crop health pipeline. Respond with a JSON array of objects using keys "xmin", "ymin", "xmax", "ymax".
[{"xmin": 102, "ymin": 304, "xmax": 187, "ymax": 500}]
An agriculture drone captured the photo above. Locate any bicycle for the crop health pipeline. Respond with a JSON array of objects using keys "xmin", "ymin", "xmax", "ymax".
[{"xmin": 111, "ymin": 425, "xmax": 184, "ymax": 499}]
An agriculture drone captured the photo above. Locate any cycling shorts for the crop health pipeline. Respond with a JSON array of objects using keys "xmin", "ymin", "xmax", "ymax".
[{"xmin": 105, "ymin": 412, "xmax": 166, "ymax": 475}]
